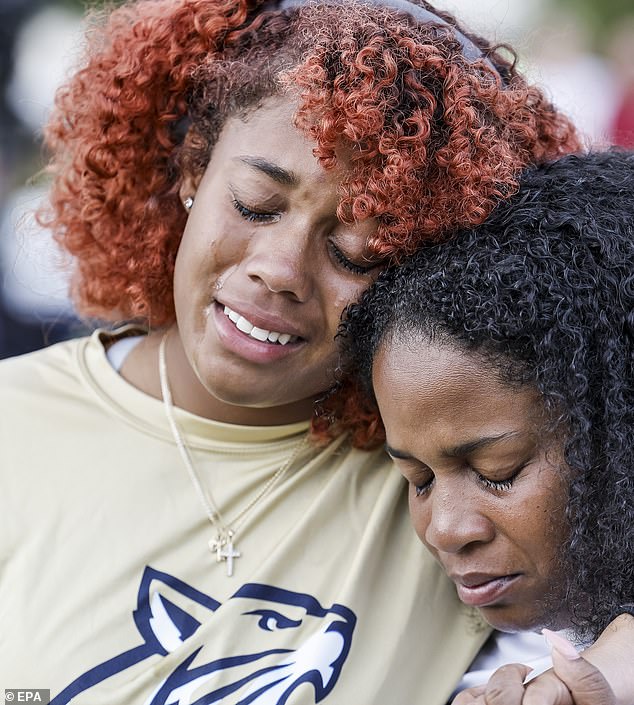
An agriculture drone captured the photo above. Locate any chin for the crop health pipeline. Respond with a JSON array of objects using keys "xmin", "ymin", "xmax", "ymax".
[
  {"xmin": 479, "ymin": 604, "xmax": 569, "ymax": 634},
  {"xmin": 480, "ymin": 610, "xmax": 571, "ymax": 634},
  {"xmin": 477, "ymin": 576, "xmax": 570, "ymax": 633}
]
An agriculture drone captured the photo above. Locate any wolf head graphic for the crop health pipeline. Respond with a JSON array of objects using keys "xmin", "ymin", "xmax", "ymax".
[{"xmin": 52, "ymin": 567, "xmax": 356, "ymax": 705}]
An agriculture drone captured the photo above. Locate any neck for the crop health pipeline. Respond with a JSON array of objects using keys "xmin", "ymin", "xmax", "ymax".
[{"xmin": 119, "ymin": 325, "xmax": 317, "ymax": 426}]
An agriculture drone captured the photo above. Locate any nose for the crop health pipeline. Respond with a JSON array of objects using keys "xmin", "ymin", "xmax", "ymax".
[
  {"xmin": 245, "ymin": 225, "xmax": 314, "ymax": 302},
  {"xmin": 419, "ymin": 483, "xmax": 495, "ymax": 555}
]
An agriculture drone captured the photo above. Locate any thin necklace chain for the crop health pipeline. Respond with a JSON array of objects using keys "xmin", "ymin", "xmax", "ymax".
[{"xmin": 158, "ymin": 331, "xmax": 308, "ymax": 575}]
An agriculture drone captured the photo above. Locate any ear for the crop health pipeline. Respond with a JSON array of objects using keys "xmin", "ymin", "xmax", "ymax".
[
  {"xmin": 179, "ymin": 172, "xmax": 199, "ymax": 210},
  {"xmin": 178, "ymin": 127, "xmax": 209, "ymax": 207}
]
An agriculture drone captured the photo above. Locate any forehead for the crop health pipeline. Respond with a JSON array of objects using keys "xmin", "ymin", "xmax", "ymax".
[
  {"xmin": 372, "ymin": 336, "xmax": 542, "ymax": 443},
  {"xmin": 373, "ymin": 336, "xmax": 494, "ymax": 400},
  {"xmin": 210, "ymin": 97, "xmax": 342, "ymax": 187}
]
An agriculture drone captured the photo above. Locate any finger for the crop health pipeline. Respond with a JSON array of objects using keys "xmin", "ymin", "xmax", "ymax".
[
  {"xmin": 544, "ymin": 630, "xmax": 616, "ymax": 705},
  {"xmin": 483, "ymin": 663, "xmax": 533, "ymax": 705},
  {"xmin": 551, "ymin": 650, "xmax": 616, "ymax": 705},
  {"xmin": 523, "ymin": 669, "xmax": 574, "ymax": 705},
  {"xmin": 580, "ymin": 614, "xmax": 634, "ymax": 705},
  {"xmin": 451, "ymin": 685, "xmax": 486, "ymax": 704}
]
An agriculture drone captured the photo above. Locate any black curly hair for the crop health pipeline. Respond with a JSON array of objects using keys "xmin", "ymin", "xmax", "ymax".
[{"xmin": 339, "ymin": 149, "xmax": 634, "ymax": 640}]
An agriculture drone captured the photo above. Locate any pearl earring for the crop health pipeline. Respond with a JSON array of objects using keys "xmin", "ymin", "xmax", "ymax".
[{"xmin": 183, "ymin": 197, "xmax": 194, "ymax": 211}]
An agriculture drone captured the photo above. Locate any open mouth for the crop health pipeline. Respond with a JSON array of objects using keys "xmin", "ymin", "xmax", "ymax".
[{"xmin": 223, "ymin": 306, "xmax": 300, "ymax": 345}]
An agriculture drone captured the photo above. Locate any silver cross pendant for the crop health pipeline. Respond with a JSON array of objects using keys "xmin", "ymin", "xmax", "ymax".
[{"xmin": 208, "ymin": 531, "xmax": 241, "ymax": 577}]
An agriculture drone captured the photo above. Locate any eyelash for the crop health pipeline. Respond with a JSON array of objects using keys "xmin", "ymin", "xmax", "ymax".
[
  {"xmin": 233, "ymin": 197, "xmax": 376, "ymax": 276},
  {"xmin": 476, "ymin": 474, "xmax": 515, "ymax": 492},
  {"xmin": 413, "ymin": 467, "xmax": 523, "ymax": 497},
  {"xmin": 330, "ymin": 242, "xmax": 376, "ymax": 275},
  {"xmin": 414, "ymin": 479, "xmax": 433, "ymax": 497},
  {"xmin": 232, "ymin": 198, "xmax": 279, "ymax": 223}
]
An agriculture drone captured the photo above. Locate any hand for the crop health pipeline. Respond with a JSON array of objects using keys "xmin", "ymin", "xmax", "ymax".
[
  {"xmin": 450, "ymin": 657, "xmax": 614, "ymax": 705},
  {"xmin": 451, "ymin": 614, "xmax": 634, "ymax": 705},
  {"xmin": 451, "ymin": 664, "xmax": 531, "ymax": 705},
  {"xmin": 579, "ymin": 614, "xmax": 634, "ymax": 705}
]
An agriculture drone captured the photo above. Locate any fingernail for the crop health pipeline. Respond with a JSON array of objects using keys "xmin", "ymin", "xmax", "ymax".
[{"xmin": 542, "ymin": 628, "xmax": 581, "ymax": 660}]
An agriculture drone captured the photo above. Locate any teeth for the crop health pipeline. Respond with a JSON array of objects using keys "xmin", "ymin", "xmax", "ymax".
[
  {"xmin": 236, "ymin": 316, "xmax": 253, "ymax": 334},
  {"xmin": 223, "ymin": 306, "xmax": 298, "ymax": 345},
  {"xmin": 250, "ymin": 326, "xmax": 269, "ymax": 342}
]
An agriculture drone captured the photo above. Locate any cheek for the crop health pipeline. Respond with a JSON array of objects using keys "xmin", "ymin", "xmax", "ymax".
[
  {"xmin": 408, "ymin": 489, "xmax": 432, "ymax": 548},
  {"xmin": 539, "ymin": 489, "xmax": 570, "ymax": 558},
  {"xmin": 174, "ymin": 224, "xmax": 214, "ymax": 294},
  {"xmin": 175, "ymin": 217, "xmax": 251, "ymax": 295},
  {"xmin": 515, "ymin": 474, "xmax": 570, "ymax": 569},
  {"xmin": 302, "ymin": 345, "xmax": 339, "ymax": 392},
  {"xmin": 212, "ymin": 220, "xmax": 257, "ymax": 278},
  {"xmin": 326, "ymin": 279, "xmax": 373, "ymax": 332}
]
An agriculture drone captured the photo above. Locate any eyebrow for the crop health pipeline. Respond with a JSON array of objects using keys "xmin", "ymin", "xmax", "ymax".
[
  {"xmin": 385, "ymin": 432, "xmax": 522, "ymax": 461},
  {"xmin": 236, "ymin": 156, "xmax": 298, "ymax": 186}
]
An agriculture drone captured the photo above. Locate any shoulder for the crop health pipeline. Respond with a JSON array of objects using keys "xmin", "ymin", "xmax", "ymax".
[
  {"xmin": 319, "ymin": 435, "xmax": 393, "ymax": 476},
  {"xmin": 0, "ymin": 325, "xmax": 146, "ymax": 403},
  {"xmin": 0, "ymin": 336, "xmax": 85, "ymax": 398}
]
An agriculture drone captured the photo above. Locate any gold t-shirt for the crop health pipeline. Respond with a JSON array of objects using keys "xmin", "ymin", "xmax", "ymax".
[{"xmin": 0, "ymin": 330, "xmax": 489, "ymax": 704}]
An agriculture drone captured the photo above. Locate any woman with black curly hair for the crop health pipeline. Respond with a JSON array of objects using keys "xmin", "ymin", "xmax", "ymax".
[
  {"xmin": 0, "ymin": 0, "xmax": 604, "ymax": 701},
  {"xmin": 340, "ymin": 150, "xmax": 634, "ymax": 704}
]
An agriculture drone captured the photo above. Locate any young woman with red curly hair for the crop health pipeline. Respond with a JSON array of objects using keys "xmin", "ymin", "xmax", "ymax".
[{"xmin": 0, "ymin": 0, "xmax": 593, "ymax": 702}]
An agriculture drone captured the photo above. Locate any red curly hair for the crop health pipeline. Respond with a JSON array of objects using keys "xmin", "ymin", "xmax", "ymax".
[{"xmin": 41, "ymin": 0, "xmax": 579, "ymax": 445}]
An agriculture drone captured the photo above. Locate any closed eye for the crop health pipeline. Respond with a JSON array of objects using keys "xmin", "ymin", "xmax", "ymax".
[
  {"xmin": 399, "ymin": 465, "xmax": 435, "ymax": 497},
  {"xmin": 329, "ymin": 241, "xmax": 379, "ymax": 275},
  {"xmin": 243, "ymin": 609, "xmax": 303, "ymax": 631},
  {"xmin": 232, "ymin": 198, "xmax": 280, "ymax": 223},
  {"xmin": 477, "ymin": 474, "xmax": 514, "ymax": 491},
  {"xmin": 413, "ymin": 475, "xmax": 434, "ymax": 497},
  {"xmin": 408, "ymin": 463, "xmax": 527, "ymax": 497},
  {"xmin": 474, "ymin": 462, "xmax": 528, "ymax": 493}
]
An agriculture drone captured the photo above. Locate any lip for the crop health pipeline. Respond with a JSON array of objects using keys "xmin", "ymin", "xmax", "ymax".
[
  {"xmin": 211, "ymin": 301, "xmax": 306, "ymax": 364},
  {"xmin": 216, "ymin": 300, "xmax": 306, "ymax": 340},
  {"xmin": 450, "ymin": 573, "xmax": 522, "ymax": 608}
]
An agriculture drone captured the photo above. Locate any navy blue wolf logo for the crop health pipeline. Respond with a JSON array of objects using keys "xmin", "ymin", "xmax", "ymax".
[{"xmin": 51, "ymin": 567, "xmax": 356, "ymax": 704}]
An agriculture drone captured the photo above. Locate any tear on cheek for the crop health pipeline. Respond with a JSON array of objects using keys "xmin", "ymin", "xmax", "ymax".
[{"xmin": 217, "ymin": 265, "xmax": 239, "ymax": 291}]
